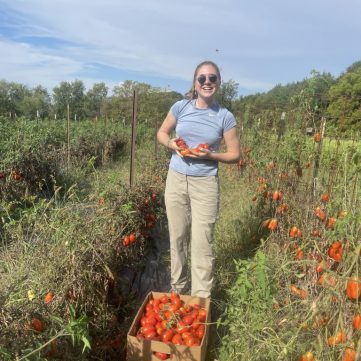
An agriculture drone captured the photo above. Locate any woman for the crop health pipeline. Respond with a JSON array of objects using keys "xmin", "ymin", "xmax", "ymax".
[{"xmin": 157, "ymin": 60, "xmax": 240, "ymax": 298}]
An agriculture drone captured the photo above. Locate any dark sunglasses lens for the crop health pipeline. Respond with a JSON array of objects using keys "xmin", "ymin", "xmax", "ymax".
[
  {"xmin": 197, "ymin": 74, "xmax": 218, "ymax": 84},
  {"xmin": 209, "ymin": 75, "xmax": 217, "ymax": 83},
  {"xmin": 197, "ymin": 75, "xmax": 206, "ymax": 84}
]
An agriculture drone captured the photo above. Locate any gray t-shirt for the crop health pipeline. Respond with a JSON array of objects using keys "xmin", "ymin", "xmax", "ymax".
[{"xmin": 169, "ymin": 99, "xmax": 236, "ymax": 176}]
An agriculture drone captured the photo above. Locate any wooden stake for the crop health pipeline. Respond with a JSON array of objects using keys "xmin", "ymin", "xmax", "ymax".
[
  {"xmin": 129, "ymin": 91, "xmax": 137, "ymax": 187},
  {"xmin": 67, "ymin": 103, "xmax": 70, "ymax": 171}
]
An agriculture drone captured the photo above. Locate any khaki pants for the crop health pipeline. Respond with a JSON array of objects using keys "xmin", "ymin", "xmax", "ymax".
[{"xmin": 164, "ymin": 168, "xmax": 219, "ymax": 298}]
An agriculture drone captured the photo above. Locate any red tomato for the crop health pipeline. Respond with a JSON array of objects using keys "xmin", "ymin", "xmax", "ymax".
[
  {"xmin": 140, "ymin": 325, "xmax": 155, "ymax": 335},
  {"xmin": 352, "ymin": 314, "xmax": 361, "ymax": 330},
  {"xmin": 197, "ymin": 309, "xmax": 207, "ymax": 322},
  {"xmin": 164, "ymin": 310, "xmax": 172, "ymax": 320},
  {"xmin": 140, "ymin": 316, "xmax": 148, "ymax": 327},
  {"xmin": 170, "ymin": 304, "xmax": 180, "ymax": 312},
  {"xmin": 144, "ymin": 330, "xmax": 157, "ymax": 339},
  {"xmin": 129, "ymin": 233, "xmax": 136, "ymax": 243},
  {"xmin": 170, "ymin": 290, "xmax": 179, "ymax": 300},
  {"xmin": 153, "ymin": 299, "xmax": 160, "ymax": 307},
  {"xmin": 182, "ymin": 331, "xmax": 194, "ymax": 340},
  {"xmin": 184, "ymin": 336, "xmax": 198, "ymax": 346},
  {"xmin": 328, "ymin": 241, "xmax": 343, "ymax": 262},
  {"xmin": 191, "ymin": 320, "xmax": 201, "ymax": 330},
  {"xmin": 160, "ymin": 294, "xmax": 169, "ymax": 304},
  {"xmin": 196, "ymin": 324, "xmax": 205, "ymax": 339},
  {"xmin": 156, "ymin": 327, "xmax": 165, "ymax": 337},
  {"xmin": 161, "ymin": 320, "xmax": 170, "ymax": 330},
  {"xmin": 122, "ymin": 236, "xmax": 130, "ymax": 246},
  {"xmin": 144, "ymin": 316, "xmax": 157, "ymax": 326},
  {"xmin": 154, "ymin": 352, "xmax": 170, "ymax": 360},
  {"xmin": 171, "ymin": 297, "xmax": 181, "ymax": 310},
  {"xmin": 30, "ymin": 318, "xmax": 44, "ymax": 332},
  {"xmin": 172, "ymin": 333, "xmax": 183, "ymax": 345},
  {"xmin": 162, "ymin": 329, "xmax": 174, "ymax": 343},
  {"xmin": 182, "ymin": 315, "xmax": 195, "ymax": 326},
  {"xmin": 176, "ymin": 321, "xmax": 190, "ymax": 334}
]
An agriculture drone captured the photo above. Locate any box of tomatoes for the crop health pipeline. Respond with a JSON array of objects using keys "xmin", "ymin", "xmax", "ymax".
[{"xmin": 126, "ymin": 291, "xmax": 210, "ymax": 361}]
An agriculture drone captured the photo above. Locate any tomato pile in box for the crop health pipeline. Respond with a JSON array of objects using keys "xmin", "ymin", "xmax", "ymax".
[{"xmin": 127, "ymin": 291, "xmax": 210, "ymax": 361}]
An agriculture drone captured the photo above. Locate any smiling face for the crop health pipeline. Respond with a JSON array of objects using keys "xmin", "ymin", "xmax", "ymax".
[{"xmin": 194, "ymin": 63, "xmax": 221, "ymax": 103}]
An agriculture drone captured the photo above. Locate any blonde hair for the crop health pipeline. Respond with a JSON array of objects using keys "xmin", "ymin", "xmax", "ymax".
[{"xmin": 186, "ymin": 60, "xmax": 221, "ymax": 99}]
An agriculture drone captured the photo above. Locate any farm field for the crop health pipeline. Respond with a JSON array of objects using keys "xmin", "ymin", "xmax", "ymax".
[{"xmin": 0, "ymin": 116, "xmax": 360, "ymax": 361}]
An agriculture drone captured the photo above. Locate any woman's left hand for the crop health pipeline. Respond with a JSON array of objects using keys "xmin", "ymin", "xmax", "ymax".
[{"xmin": 189, "ymin": 146, "xmax": 212, "ymax": 159}]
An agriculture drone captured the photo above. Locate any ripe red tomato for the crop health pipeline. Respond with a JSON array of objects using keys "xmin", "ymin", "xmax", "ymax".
[
  {"xmin": 156, "ymin": 326, "xmax": 165, "ymax": 336},
  {"xmin": 184, "ymin": 336, "xmax": 198, "ymax": 346},
  {"xmin": 145, "ymin": 303, "xmax": 154, "ymax": 312},
  {"xmin": 122, "ymin": 236, "xmax": 130, "ymax": 246},
  {"xmin": 182, "ymin": 315, "xmax": 195, "ymax": 326},
  {"xmin": 129, "ymin": 233, "xmax": 136, "ymax": 243},
  {"xmin": 154, "ymin": 352, "xmax": 170, "ymax": 360},
  {"xmin": 44, "ymin": 291, "xmax": 54, "ymax": 305},
  {"xmin": 352, "ymin": 314, "xmax": 361, "ymax": 330},
  {"xmin": 162, "ymin": 329, "xmax": 174, "ymax": 343},
  {"xmin": 181, "ymin": 331, "xmax": 193, "ymax": 341},
  {"xmin": 144, "ymin": 315, "xmax": 157, "ymax": 326},
  {"xmin": 180, "ymin": 148, "xmax": 192, "ymax": 156},
  {"xmin": 272, "ymin": 190, "xmax": 283, "ymax": 201},
  {"xmin": 342, "ymin": 348, "xmax": 356, "ymax": 361},
  {"xmin": 321, "ymin": 192, "xmax": 330, "ymax": 202},
  {"xmin": 328, "ymin": 241, "xmax": 343, "ymax": 262},
  {"xmin": 197, "ymin": 309, "xmax": 207, "ymax": 322},
  {"xmin": 289, "ymin": 226, "xmax": 302, "ymax": 238},
  {"xmin": 140, "ymin": 325, "xmax": 155, "ymax": 335},
  {"xmin": 346, "ymin": 276, "xmax": 361, "ymax": 300},
  {"xmin": 267, "ymin": 218, "xmax": 278, "ymax": 231},
  {"xmin": 144, "ymin": 329, "xmax": 157, "ymax": 339},
  {"xmin": 171, "ymin": 333, "xmax": 183, "ymax": 345},
  {"xmin": 176, "ymin": 321, "xmax": 189, "ymax": 334},
  {"xmin": 160, "ymin": 294, "xmax": 169, "ymax": 304},
  {"xmin": 196, "ymin": 325, "xmax": 205, "ymax": 340},
  {"xmin": 30, "ymin": 318, "xmax": 44, "ymax": 332}
]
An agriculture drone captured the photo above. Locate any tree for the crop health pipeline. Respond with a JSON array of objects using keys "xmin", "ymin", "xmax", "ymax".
[
  {"xmin": 19, "ymin": 85, "xmax": 51, "ymax": 119},
  {"xmin": 113, "ymin": 80, "xmax": 154, "ymax": 98},
  {"xmin": 327, "ymin": 65, "xmax": 361, "ymax": 133},
  {"xmin": 85, "ymin": 83, "xmax": 108, "ymax": 119},
  {"xmin": 216, "ymin": 79, "xmax": 239, "ymax": 111},
  {"xmin": 52, "ymin": 80, "xmax": 85, "ymax": 119},
  {"xmin": 52, "ymin": 81, "xmax": 72, "ymax": 119}
]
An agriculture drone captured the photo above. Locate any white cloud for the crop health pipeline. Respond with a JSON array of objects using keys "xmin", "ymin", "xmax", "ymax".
[{"xmin": 0, "ymin": 0, "xmax": 360, "ymax": 95}]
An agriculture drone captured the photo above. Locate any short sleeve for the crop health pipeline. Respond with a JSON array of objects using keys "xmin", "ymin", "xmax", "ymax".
[
  {"xmin": 170, "ymin": 100, "xmax": 188, "ymax": 119},
  {"xmin": 223, "ymin": 110, "xmax": 237, "ymax": 132}
]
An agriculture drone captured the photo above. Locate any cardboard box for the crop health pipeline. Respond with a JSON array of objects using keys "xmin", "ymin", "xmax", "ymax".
[{"xmin": 127, "ymin": 291, "xmax": 211, "ymax": 361}]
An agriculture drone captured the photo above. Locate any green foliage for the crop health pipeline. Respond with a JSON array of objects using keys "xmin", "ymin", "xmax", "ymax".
[
  {"xmin": 216, "ymin": 79, "xmax": 239, "ymax": 111},
  {"xmin": 327, "ymin": 64, "xmax": 361, "ymax": 134},
  {"xmin": 217, "ymin": 250, "xmax": 275, "ymax": 361}
]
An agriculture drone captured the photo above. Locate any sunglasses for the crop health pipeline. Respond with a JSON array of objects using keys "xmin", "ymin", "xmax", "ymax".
[{"xmin": 197, "ymin": 74, "xmax": 218, "ymax": 85}]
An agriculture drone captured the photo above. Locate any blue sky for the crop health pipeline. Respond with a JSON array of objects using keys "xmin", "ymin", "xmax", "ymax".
[{"xmin": 0, "ymin": 0, "xmax": 360, "ymax": 96}]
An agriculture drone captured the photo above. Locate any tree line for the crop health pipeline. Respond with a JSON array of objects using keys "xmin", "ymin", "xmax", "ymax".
[
  {"xmin": 1, "ymin": 59, "xmax": 360, "ymax": 135},
  {"xmin": 233, "ymin": 60, "xmax": 361, "ymax": 135}
]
